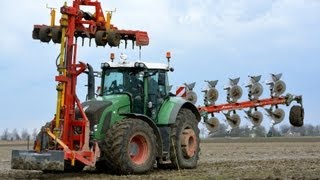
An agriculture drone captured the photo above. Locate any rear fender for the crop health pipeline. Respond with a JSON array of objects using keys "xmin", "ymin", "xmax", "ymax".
[
  {"xmin": 121, "ymin": 113, "xmax": 163, "ymax": 159},
  {"xmin": 157, "ymin": 97, "xmax": 201, "ymax": 125}
]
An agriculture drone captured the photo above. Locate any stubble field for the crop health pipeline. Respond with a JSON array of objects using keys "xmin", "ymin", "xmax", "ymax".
[{"xmin": 1, "ymin": 137, "xmax": 320, "ymax": 179}]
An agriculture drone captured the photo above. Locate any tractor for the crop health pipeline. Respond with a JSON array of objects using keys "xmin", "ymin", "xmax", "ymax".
[
  {"xmin": 11, "ymin": 0, "xmax": 304, "ymax": 175},
  {"xmin": 83, "ymin": 55, "xmax": 201, "ymax": 173}
]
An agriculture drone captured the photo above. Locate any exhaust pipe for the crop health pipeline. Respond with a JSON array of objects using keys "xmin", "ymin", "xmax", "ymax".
[{"xmin": 86, "ymin": 63, "xmax": 95, "ymax": 100}]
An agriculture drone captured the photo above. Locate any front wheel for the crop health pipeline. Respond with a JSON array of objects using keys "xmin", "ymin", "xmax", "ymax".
[
  {"xmin": 108, "ymin": 119, "xmax": 157, "ymax": 174},
  {"xmin": 169, "ymin": 108, "xmax": 200, "ymax": 169}
]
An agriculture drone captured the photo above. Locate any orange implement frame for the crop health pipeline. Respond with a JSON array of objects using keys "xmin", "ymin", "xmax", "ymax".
[{"xmin": 199, "ymin": 97, "xmax": 287, "ymax": 114}]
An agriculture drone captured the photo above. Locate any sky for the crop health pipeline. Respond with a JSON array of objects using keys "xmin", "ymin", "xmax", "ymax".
[{"xmin": 0, "ymin": 0, "xmax": 319, "ymax": 133}]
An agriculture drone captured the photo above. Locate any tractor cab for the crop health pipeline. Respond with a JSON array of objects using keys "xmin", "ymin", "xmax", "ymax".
[{"xmin": 100, "ymin": 58, "xmax": 172, "ymax": 120}]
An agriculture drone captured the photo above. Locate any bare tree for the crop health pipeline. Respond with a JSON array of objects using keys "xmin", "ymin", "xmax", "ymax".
[
  {"xmin": 1, "ymin": 128, "xmax": 9, "ymax": 140},
  {"xmin": 21, "ymin": 129, "xmax": 30, "ymax": 140},
  {"xmin": 12, "ymin": 128, "xmax": 21, "ymax": 140},
  {"xmin": 280, "ymin": 124, "xmax": 290, "ymax": 135},
  {"xmin": 32, "ymin": 128, "xmax": 38, "ymax": 140}
]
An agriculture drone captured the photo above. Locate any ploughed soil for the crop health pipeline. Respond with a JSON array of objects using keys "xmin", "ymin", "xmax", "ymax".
[{"xmin": 1, "ymin": 137, "xmax": 320, "ymax": 179}]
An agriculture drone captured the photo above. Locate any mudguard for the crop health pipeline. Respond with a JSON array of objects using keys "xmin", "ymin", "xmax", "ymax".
[{"xmin": 157, "ymin": 97, "xmax": 201, "ymax": 125}]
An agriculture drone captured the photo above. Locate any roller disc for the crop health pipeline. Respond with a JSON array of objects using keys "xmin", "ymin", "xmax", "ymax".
[
  {"xmin": 227, "ymin": 114, "xmax": 241, "ymax": 128},
  {"xmin": 206, "ymin": 88, "xmax": 219, "ymax": 104},
  {"xmin": 272, "ymin": 108, "xmax": 285, "ymax": 124},
  {"xmin": 95, "ymin": 31, "xmax": 107, "ymax": 46},
  {"xmin": 205, "ymin": 117, "xmax": 220, "ymax": 132},
  {"xmin": 229, "ymin": 85, "xmax": 243, "ymax": 102},
  {"xmin": 273, "ymin": 80, "xmax": 286, "ymax": 97},
  {"xmin": 107, "ymin": 31, "xmax": 121, "ymax": 47},
  {"xmin": 289, "ymin": 105, "xmax": 304, "ymax": 127},
  {"xmin": 51, "ymin": 27, "xmax": 62, "ymax": 44},
  {"xmin": 250, "ymin": 111, "xmax": 263, "ymax": 126},
  {"xmin": 32, "ymin": 28, "xmax": 40, "ymax": 40},
  {"xmin": 39, "ymin": 26, "xmax": 51, "ymax": 43},
  {"xmin": 185, "ymin": 91, "xmax": 197, "ymax": 104},
  {"xmin": 250, "ymin": 83, "xmax": 263, "ymax": 100}
]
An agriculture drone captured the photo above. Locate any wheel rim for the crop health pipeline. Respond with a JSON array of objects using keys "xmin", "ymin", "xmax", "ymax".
[
  {"xmin": 129, "ymin": 134, "xmax": 149, "ymax": 165},
  {"xmin": 181, "ymin": 128, "xmax": 197, "ymax": 159}
]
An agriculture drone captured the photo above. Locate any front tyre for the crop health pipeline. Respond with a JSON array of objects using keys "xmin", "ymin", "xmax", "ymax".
[
  {"xmin": 170, "ymin": 108, "xmax": 200, "ymax": 169},
  {"xmin": 109, "ymin": 119, "xmax": 157, "ymax": 174}
]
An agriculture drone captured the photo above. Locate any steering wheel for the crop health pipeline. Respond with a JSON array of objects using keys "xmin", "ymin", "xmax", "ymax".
[{"xmin": 108, "ymin": 80, "xmax": 124, "ymax": 93}]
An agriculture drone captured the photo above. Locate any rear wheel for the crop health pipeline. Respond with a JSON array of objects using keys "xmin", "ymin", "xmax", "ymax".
[
  {"xmin": 107, "ymin": 119, "xmax": 156, "ymax": 174},
  {"xmin": 167, "ymin": 108, "xmax": 200, "ymax": 169}
]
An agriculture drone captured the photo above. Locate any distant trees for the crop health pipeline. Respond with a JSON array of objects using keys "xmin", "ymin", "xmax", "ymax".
[
  {"xmin": 1, "ymin": 128, "xmax": 9, "ymax": 140},
  {"xmin": 0, "ymin": 128, "xmax": 37, "ymax": 141},
  {"xmin": 1, "ymin": 124, "xmax": 320, "ymax": 140},
  {"xmin": 207, "ymin": 123, "xmax": 320, "ymax": 138}
]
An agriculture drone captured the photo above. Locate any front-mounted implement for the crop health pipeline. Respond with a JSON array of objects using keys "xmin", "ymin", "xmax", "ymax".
[{"xmin": 13, "ymin": 0, "xmax": 150, "ymax": 172}]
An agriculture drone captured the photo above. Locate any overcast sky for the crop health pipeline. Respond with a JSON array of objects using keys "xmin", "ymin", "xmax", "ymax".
[{"xmin": 0, "ymin": 0, "xmax": 319, "ymax": 133}]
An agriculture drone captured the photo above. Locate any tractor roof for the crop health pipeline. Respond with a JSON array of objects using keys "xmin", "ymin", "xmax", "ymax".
[{"xmin": 102, "ymin": 61, "xmax": 170, "ymax": 71}]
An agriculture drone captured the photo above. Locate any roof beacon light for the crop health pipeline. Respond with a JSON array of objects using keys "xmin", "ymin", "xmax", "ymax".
[{"xmin": 110, "ymin": 53, "xmax": 115, "ymax": 62}]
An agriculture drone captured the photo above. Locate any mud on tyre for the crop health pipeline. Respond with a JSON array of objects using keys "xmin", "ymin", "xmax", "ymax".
[
  {"xmin": 169, "ymin": 108, "xmax": 200, "ymax": 169},
  {"xmin": 104, "ymin": 118, "xmax": 157, "ymax": 174}
]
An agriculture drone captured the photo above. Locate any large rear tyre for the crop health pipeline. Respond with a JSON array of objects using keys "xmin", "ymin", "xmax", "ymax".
[
  {"xmin": 95, "ymin": 130, "xmax": 117, "ymax": 173},
  {"xmin": 108, "ymin": 119, "xmax": 157, "ymax": 174},
  {"xmin": 169, "ymin": 108, "xmax": 200, "ymax": 169}
]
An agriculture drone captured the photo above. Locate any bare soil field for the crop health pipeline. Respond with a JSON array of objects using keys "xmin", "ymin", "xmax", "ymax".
[{"xmin": 1, "ymin": 137, "xmax": 320, "ymax": 179}]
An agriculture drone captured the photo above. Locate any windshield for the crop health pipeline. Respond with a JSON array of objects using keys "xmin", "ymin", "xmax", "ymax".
[{"xmin": 102, "ymin": 69, "xmax": 144, "ymax": 95}]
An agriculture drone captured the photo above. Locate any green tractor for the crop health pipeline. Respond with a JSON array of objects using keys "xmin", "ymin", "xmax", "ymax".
[{"xmin": 81, "ymin": 56, "xmax": 201, "ymax": 174}]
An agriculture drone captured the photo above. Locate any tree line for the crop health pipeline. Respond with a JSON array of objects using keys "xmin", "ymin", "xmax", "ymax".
[
  {"xmin": 0, "ymin": 128, "xmax": 38, "ymax": 141},
  {"xmin": 200, "ymin": 123, "xmax": 320, "ymax": 138},
  {"xmin": 2, "ymin": 124, "xmax": 320, "ymax": 140}
]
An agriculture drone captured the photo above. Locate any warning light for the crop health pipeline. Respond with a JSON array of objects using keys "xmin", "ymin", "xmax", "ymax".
[
  {"xmin": 110, "ymin": 53, "xmax": 115, "ymax": 62},
  {"xmin": 166, "ymin": 51, "xmax": 171, "ymax": 61}
]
